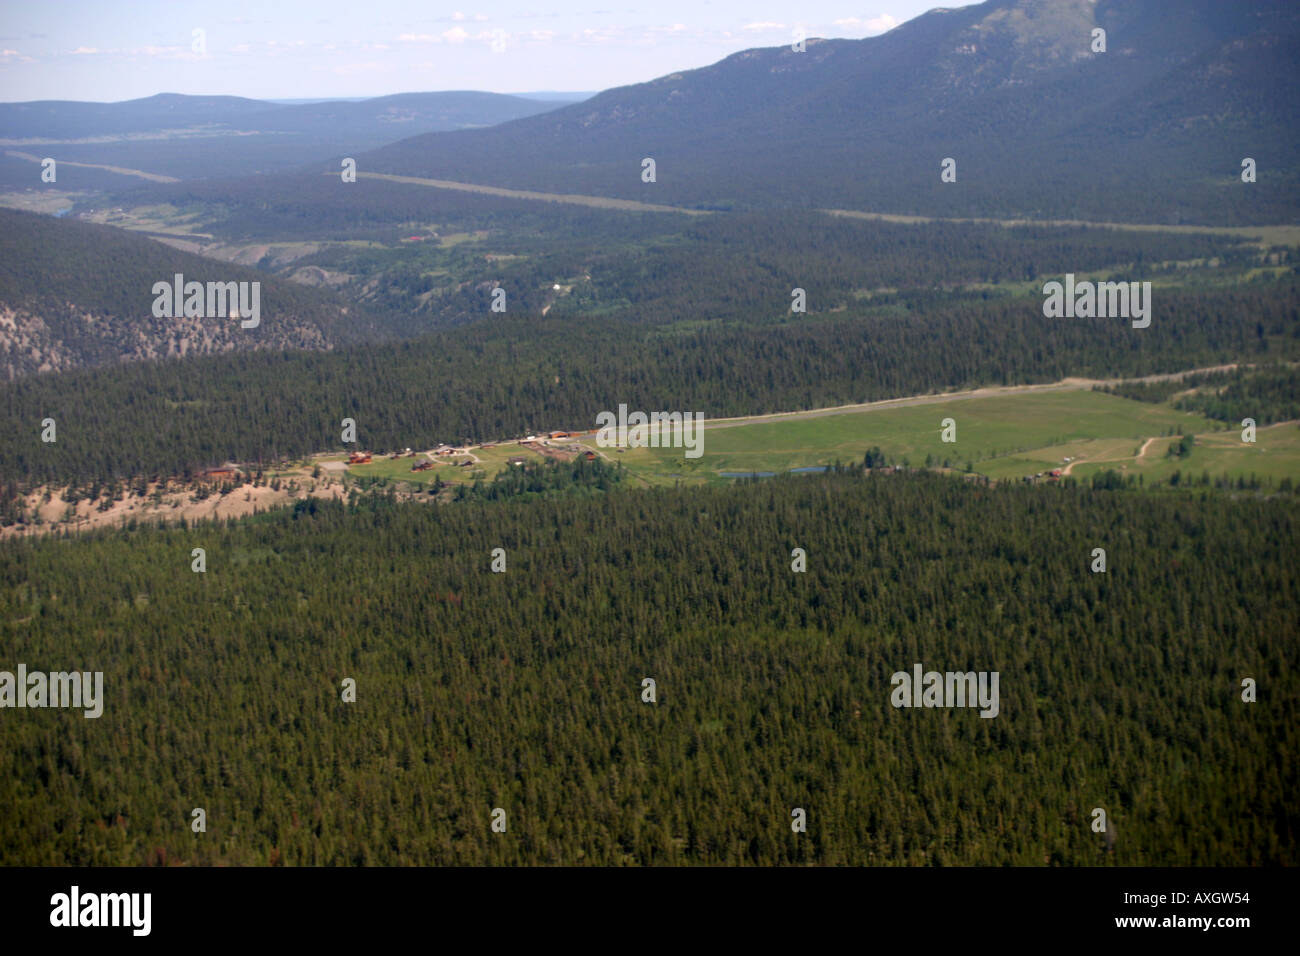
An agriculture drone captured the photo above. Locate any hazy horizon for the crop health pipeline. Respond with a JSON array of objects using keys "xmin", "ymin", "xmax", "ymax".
[
  {"xmin": 0, "ymin": 89, "xmax": 600, "ymax": 105},
  {"xmin": 0, "ymin": 0, "xmax": 972, "ymax": 102}
]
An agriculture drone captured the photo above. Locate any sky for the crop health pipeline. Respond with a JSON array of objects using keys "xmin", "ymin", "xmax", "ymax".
[{"xmin": 0, "ymin": 1, "xmax": 978, "ymax": 102}]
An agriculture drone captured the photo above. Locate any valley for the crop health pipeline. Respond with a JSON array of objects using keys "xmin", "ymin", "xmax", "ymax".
[
  {"xmin": 1, "ymin": 0, "xmax": 1296, "ymax": 878},
  {"xmin": 6, "ymin": 361, "xmax": 1295, "ymax": 539}
]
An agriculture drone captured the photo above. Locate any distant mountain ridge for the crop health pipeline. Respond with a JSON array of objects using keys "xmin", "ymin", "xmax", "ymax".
[
  {"xmin": 0, "ymin": 91, "xmax": 569, "ymax": 186},
  {"xmin": 0, "ymin": 90, "xmax": 566, "ymax": 141},
  {"xmin": 354, "ymin": 0, "xmax": 1300, "ymax": 225}
]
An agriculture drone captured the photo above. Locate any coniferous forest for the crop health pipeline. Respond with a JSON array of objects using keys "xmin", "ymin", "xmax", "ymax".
[
  {"xmin": 2, "ymin": 0, "xmax": 1299, "ymax": 891},
  {"xmin": 1, "ymin": 472, "xmax": 1294, "ymax": 865},
  {"xmin": 4, "ymin": 276, "xmax": 1296, "ymax": 491}
]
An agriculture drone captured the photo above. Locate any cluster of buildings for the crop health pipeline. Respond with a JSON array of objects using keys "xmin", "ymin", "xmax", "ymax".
[
  {"xmin": 1023, "ymin": 468, "xmax": 1063, "ymax": 483},
  {"xmin": 337, "ymin": 427, "xmax": 601, "ymax": 477}
]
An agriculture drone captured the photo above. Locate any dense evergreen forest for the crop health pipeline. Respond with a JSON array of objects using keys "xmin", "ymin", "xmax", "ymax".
[
  {"xmin": 110, "ymin": 177, "xmax": 1273, "ymax": 323},
  {"xmin": 0, "ymin": 472, "xmax": 1293, "ymax": 865},
  {"xmin": 0, "ymin": 210, "xmax": 354, "ymax": 337},
  {"xmin": 109, "ymin": 172, "xmax": 696, "ymax": 244},
  {"xmin": 0, "ymin": 209, "xmax": 404, "ymax": 366},
  {"xmin": 4, "ymin": 274, "xmax": 1296, "ymax": 489},
  {"xmin": 338, "ymin": 210, "xmax": 1268, "ymax": 325},
  {"xmin": 1098, "ymin": 365, "xmax": 1300, "ymax": 425},
  {"xmin": 5, "ymin": 0, "xmax": 1296, "ymax": 877}
]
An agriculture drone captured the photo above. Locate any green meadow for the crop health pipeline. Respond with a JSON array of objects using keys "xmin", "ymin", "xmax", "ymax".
[
  {"xmin": 1066, "ymin": 423, "xmax": 1300, "ymax": 484},
  {"xmin": 617, "ymin": 389, "xmax": 1298, "ymax": 486},
  {"xmin": 311, "ymin": 388, "xmax": 1298, "ymax": 491}
]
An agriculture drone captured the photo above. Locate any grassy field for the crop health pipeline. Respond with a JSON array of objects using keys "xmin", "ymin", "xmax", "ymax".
[
  {"xmin": 613, "ymin": 389, "xmax": 1299, "ymax": 486},
  {"xmin": 1066, "ymin": 423, "xmax": 1300, "ymax": 483},
  {"xmin": 296, "ymin": 385, "xmax": 1299, "ymax": 494},
  {"xmin": 0, "ymin": 189, "xmax": 87, "ymax": 214}
]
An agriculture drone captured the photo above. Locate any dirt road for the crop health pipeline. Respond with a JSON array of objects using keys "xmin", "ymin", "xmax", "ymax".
[
  {"xmin": 358, "ymin": 171, "xmax": 706, "ymax": 215},
  {"xmin": 4, "ymin": 149, "xmax": 179, "ymax": 183}
]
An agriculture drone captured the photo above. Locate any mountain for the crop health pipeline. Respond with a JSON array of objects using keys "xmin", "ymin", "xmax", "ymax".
[
  {"xmin": 259, "ymin": 91, "xmax": 564, "ymax": 131},
  {"xmin": 0, "ymin": 90, "xmax": 566, "ymax": 141},
  {"xmin": 356, "ymin": 0, "xmax": 1300, "ymax": 225},
  {"xmin": 0, "ymin": 208, "xmax": 392, "ymax": 377},
  {"xmin": 0, "ymin": 91, "xmax": 568, "ymax": 186},
  {"xmin": 0, "ymin": 93, "xmax": 274, "ymax": 139},
  {"xmin": 510, "ymin": 91, "xmax": 596, "ymax": 103}
]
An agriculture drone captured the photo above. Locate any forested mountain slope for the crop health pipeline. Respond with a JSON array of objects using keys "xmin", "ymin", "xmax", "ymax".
[
  {"xmin": 1, "ymin": 473, "xmax": 1293, "ymax": 865},
  {"xmin": 357, "ymin": 0, "xmax": 1300, "ymax": 223},
  {"xmin": 0, "ymin": 208, "xmax": 394, "ymax": 377},
  {"xmin": 3, "ymin": 274, "xmax": 1295, "ymax": 488}
]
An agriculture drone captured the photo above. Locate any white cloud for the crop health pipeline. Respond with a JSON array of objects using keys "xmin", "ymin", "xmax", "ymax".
[
  {"xmin": 742, "ymin": 22, "xmax": 786, "ymax": 32},
  {"xmin": 130, "ymin": 43, "xmax": 210, "ymax": 60},
  {"xmin": 443, "ymin": 26, "xmax": 470, "ymax": 43},
  {"xmin": 833, "ymin": 14, "xmax": 900, "ymax": 33},
  {"xmin": 576, "ymin": 27, "xmax": 618, "ymax": 44},
  {"xmin": 63, "ymin": 43, "xmax": 201, "ymax": 59}
]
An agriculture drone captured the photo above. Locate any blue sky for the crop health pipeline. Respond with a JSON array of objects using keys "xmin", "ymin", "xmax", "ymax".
[{"xmin": 0, "ymin": 1, "xmax": 977, "ymax": 102}]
